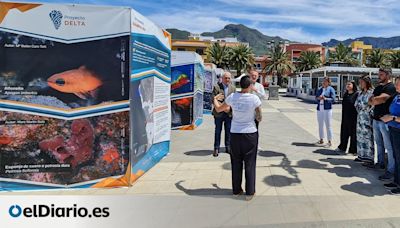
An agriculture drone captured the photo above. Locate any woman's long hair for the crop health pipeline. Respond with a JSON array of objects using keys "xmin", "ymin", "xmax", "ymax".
[
  {"xmin": 345, "ymin": 80, "xmax": 358, "ymax": 94},
  {"xmin": 360, "ymin": 75, "xmax": 373, "ymax": 91}
]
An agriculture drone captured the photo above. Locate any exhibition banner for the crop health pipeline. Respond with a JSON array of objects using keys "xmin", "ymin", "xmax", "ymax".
[
  {"xmin": 0, "ymin": 2, "xmax": 171, "ymax": 191},
  {"xmin": 171, "ymin": 51, "xmax": 204, "ymax": 130},
  {"xmin": 129, "ymin": 9, "xmax": 171, "ymax": 183}
]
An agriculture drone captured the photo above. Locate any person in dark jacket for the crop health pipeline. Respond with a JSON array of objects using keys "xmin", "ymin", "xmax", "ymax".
[
  {"xmin": 336, "ymin": 81, "xmax": 359, "ymax": 154},
  {"xmin": 211, "ymin": 71, "xmax": 236, "ymax": 157}
]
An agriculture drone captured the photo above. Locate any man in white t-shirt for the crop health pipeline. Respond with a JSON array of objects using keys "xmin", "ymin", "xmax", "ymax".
[
  {"xmin": 250, "ymin": 70, "xmax": 267, "ymax": 101},
  {"xmin": 213, "ymin": 75, "xmax": 262, "ymax": 201},
  {"xmin": 249, "ymin": 70, "xmax": 266, "ymax": 129}
]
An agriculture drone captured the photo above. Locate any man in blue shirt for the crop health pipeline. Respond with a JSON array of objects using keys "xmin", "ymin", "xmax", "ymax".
[{"xmin": 381, "ymin": 76, "xmax": 400, "ymax": 194}]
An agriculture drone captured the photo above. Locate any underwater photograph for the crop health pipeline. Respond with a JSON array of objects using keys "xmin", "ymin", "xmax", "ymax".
[
  {"xmin": 0, "ymin": 31, "xmax": 130, "ymax": 109},
  {"xmin": 171, "ymin": 97, "xmax": 192, "ymax": 128},
  {"xmin": 0, "ymin": 111, "xmax": 129, "ymax": 185},
  {"xmin": 171, "ymin": 64, "xmax": 194, "ymax": 95}
]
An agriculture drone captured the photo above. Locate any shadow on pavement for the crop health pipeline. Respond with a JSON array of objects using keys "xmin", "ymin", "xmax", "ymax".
[
  {"xmin": 263, "ymin": 150, "xmax": 302, "ymax": 187},
  {"xmin": 291, "ymin": 157, "xmax": 387, "ymax": 197},
  {"xmin": 222, "ymin": 162, "xmax": 231, "ymax": 170},
  {"xmin": 259, "ymin": 150, "xmax": 286, "ymax": 158},
  {"xmin": 259, "ymin": 146, "xmax": 388, "ymax": 196},
  {"xmin": 313, "ymin": 148, "xmax": 343, "ymax": 156},
  {"xmin": 291, "ymin": 142, "xmax": 321, "ymax": 148},
  {"xmin": 175, "ymin": 181, "xmax": 236, "ymax": 198},
  {"xmin": 184, "ymin": 150, "xmax": 213, "ymax": 156}
]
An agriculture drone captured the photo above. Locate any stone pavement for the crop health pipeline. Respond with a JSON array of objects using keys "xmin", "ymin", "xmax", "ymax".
[{"xmin": 3, "ymin": 96, "xmax": 400, "ymax": 227}]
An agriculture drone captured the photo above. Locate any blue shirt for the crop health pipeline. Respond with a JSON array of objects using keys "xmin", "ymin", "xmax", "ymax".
[
  {"xmin": 388, "ymin": 94, "xmax": 400, "ymax": 129},
  {"xmin": 223, "ymin": 83, "xmax": 229, "ymax": 98}
]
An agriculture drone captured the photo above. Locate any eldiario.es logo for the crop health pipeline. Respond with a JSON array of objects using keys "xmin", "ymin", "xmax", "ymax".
[{"xmin": 8, "ymin": 204, "xmax": 110, "ymax": 218}]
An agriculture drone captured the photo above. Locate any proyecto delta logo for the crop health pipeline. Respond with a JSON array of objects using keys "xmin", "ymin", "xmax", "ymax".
[{"xmin": 8, "ymin": 204, "xmax": 109, "ymax": 218}]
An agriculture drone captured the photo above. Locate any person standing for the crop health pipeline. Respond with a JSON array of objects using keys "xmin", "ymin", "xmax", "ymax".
[
  {"xmin": 380, "ymin": 76, "xmax": 400, "ymax": 194},
  {"xmin": 211, "ymin": 71, "xmax": 236, "ymax": 157},
  {"xmin": 336, "ymin": 81, "xmax": 359, "ymax": 154},
  {"xmin": 315, "ymin": 77, "xmax": 336, "ymax": 147},
  {"xmin": 354, "ymin": 75, "xmax": 375, "ymax": 164},
  {"xmin": 249, "ymin": 70, "xmax": 267, "ymax": 101},
  {"xmin": 249, "ymin": 70, "xmax": 266, "ymax": 151},
  {"xmin": 368, "ymin": 68, "xmax": 397, "ymax": 181},
  {"xmin": 213, "ymin": 76, "xmax": 262, "ymax": 200}
]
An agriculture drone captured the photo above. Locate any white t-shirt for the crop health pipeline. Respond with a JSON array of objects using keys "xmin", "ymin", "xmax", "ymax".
[
  {"xmin": 320, "ymin": 88, "xmax": 326, "ymax": 106},
  {"xmin": 252, "ymin": 82, "xmax": 267, "ymax": 100},
  {"xmin": 225, "ymin": 92, "xmax": 262, "ymax": 133}
]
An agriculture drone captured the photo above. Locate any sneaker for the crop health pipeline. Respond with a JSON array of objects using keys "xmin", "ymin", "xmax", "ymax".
[
  {"xmin": 384, "ymin": 183, "xmax": 398, "ymax": 189},
  {"xmin": 245, "ymin": 194, "xmax": 255, "ymax": 201},
  {"xmin": 335, "ymin": 148, "xmax": 345, "ymax": 153},
  {"xmin": 379, "ymin": 172, "xmax": 394, "ymax": 181},
  {"xmin": 213, "ymin": 149, "xmax": 219, "ymax": 157},
  {"xmin": 257, "ymin": 146, "xmax": 263, "ymax": 151},
  {"xmin": 390, "ymin": 188, "xmax": 400, "ymax": 195},
  {"xmin": 363, "ymin": 163, "xmax": 384, "ymax": 170},
  {"xmin": 354, "ymin": 158, "xmax": 363, "ymax": 163},
  {"xmin": 314, "ymin": 140, "xmax": 324, "ymax": 146},
  {"xmin": 233, "ymin": 190, "xmax": 243, "ymax": 196},
  {"xmin": 324, "ymin": 142, "xmax": 332, "ymax": 148},
  {"xmin": 362, "ymin": 162, "xmax": 375, "ymax": 168}
]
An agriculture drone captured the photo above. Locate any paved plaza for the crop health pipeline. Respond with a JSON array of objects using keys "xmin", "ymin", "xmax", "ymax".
[{"xmin": 3, "ymin": 96, "xmax": 400, "ymax": 227}]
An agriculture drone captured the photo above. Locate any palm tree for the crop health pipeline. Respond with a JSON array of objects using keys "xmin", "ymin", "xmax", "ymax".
[
  {"xmin": 366, "ymin": 49, "xmax": 389, "ymax": 68},
  {"xmin": 264, "ymin": 44, "xmax": 295, "ymax": 86},
  {"xmin": 229, "ymin": 44, "xmax": 255, "ymax": 77},
  {"xmin": 389, "ymin": 51, "xmax": 400, "ymax": 68},
  {"xmin": 328, "ymin": 43, "xmax": 359, "ymax": 66},
  {"xmin": 206, "ymin": 42, "xmax": 231, "ymax": 69},
  {"xmin": 297, "ymin": 51, "xmax": 322, "ymax": 72}
]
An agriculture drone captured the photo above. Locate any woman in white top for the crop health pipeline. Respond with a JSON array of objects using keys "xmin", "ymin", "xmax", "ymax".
[
  {"xmin": 315, "ymin": 77, "xmax": 336, "ymax": 147},
  {"xmin": 213, "ymin": 76, "xmax": 262, "ymax": 200}
]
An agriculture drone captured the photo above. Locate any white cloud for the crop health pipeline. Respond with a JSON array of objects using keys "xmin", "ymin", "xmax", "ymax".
[
  {"xmin": 216, "ymin": 0, "xmax": 399, "ymax": 27},
  {"xmin": 147, "ymin": 11, "xmax": 232, "ymax": 33},
  {"xmin": 258, "ymin": 27, "xmax": 329, "ymax": 44}
]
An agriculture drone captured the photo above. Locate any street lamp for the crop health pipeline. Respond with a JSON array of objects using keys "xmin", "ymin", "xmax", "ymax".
[{"xmin": 266, "ymin": 40, "xmax": 280, "ymax": 100}]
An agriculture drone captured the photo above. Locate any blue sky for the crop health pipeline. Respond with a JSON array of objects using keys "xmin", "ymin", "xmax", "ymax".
[{"xmin": 21, "ymin": 0, "xmax": 400, "ymax": 43}]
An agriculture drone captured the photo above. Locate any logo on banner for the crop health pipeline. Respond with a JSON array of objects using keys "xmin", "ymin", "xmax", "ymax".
[
  {"xmin": 9, "ymin": 205, "xmax": 22, "ymax": 218},
  {"xmin": 49, "ymin": 10, "xmax": 63, "ymax": 30},
  {"xmin": 49, "ymin": 10, "xmax": 86, "ymax": 30}
]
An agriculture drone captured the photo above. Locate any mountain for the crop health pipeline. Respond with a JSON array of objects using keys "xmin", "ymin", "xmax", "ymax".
[
  {"xmin": 322, "ymin": 36, "xmax": 400, "ymax": 49},
  {"xmin": 202, "ymin": 24, "xmax": 289, "ymax": 55},
  {"xmin": 166, "ymin": 28, "xmax": 190, "ymax": 40},
  {"xmin": 167, "ymin": 24, "xmax": 290, "ymax": 55}
]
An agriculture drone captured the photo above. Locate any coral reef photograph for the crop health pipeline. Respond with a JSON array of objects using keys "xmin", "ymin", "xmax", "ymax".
[{"xmin": 0, "ymin": 111, "xmax": 129, "ymax": 185}]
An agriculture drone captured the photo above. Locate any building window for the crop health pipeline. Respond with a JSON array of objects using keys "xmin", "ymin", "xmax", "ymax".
[
  {"xmin": 196, "ymin": 48, "xmax": 204, "ymax": 55},
  {"xmin": 177, "ymin": 48, "xmax": 186, "ymax": 51}
]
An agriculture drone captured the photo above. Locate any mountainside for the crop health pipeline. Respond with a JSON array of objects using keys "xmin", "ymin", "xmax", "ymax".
[
  {"xmin": 323, "ymin": 36, "xmax": 400, "ymax": 49},
  {"xmin": 167, "ymin": 24, "xmax": 289, "ymax": 55},
  {"xmin": 165, "ymin": 28, "xmax": 191, "ymax": 40},
  {"xmin": 167, "ymin": 24, "xmax": 400, "ymax": 55},
  {"xmin": 202, "ymin": 24, "xmax": 288, "ymax": 55}
]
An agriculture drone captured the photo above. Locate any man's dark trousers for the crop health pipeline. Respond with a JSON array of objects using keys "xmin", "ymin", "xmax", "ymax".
[
  {"xmin": 389, "ymin": 127, "xmax": 400, "ymax": 185},
  {"xmin": 230, "ymin": 132, "xmax": 258, "ymax": 195},
  {"xmin": 214, "ymin": 112, "xmax": 232, "ymax": 150}
]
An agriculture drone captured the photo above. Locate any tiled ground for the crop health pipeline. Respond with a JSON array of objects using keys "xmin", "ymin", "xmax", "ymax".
[{"xmin": 2, "ymin": 96, "xmax": 399, "ymax": 227}]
